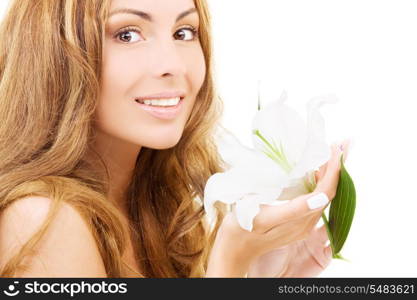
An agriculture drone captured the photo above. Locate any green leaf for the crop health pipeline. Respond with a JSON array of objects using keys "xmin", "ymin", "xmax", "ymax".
[{"xmin": 327, "ymin": 154, "xmax": 356, "ymax": 257}]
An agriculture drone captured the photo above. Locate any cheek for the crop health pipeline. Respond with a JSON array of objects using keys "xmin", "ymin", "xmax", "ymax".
[
  {"xmin": 188, "ymin": 47, "xmax": 207, "ymax": 97},
  {"xmin": 100, "ymin": 47, "xmax": 138, "ymax": 103},
  {"xmin": 180, "ymin": 47, "xmax": 206, "ymax": 121}
]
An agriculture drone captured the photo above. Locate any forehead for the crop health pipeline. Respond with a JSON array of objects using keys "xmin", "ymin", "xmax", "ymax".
[{"xmin": 109, "ymin": 0, "xmax": 197, "ymax": 18}]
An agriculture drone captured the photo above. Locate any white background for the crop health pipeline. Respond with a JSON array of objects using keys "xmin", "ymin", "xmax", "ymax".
[
  {"xmin": 2, "ymin": 0, "xmax": 417, "ymax": 276},
  {"xmin": 209, "ymin": 0, "xmax": 417, "ymax": 277}
]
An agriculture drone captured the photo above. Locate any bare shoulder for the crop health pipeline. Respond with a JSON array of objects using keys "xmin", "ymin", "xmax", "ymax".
[{"xmin": 0, "ymin": 196, "xmax": 107, "ymax": 277}]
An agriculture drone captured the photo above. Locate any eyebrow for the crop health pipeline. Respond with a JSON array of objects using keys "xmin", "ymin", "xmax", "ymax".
[{"xmin": 108, "ymin": 7, "xmax": 198, "ymax": 23}]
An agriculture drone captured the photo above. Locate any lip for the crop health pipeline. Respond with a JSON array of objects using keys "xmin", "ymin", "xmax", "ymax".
[
  {"xmin": 135, "ymin": 91, "xmax": 186, "ymax": 101},
  {"xmin": 134, "ymin": 97, "xmax": 185, "ymax": 120}
]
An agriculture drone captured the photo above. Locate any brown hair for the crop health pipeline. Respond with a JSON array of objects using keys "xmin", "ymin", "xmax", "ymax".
[{"xmin": 0, "ymin": 0, "xmax": 227, "ymax": 277}]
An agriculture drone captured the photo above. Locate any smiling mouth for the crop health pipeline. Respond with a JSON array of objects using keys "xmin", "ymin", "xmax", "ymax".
[
  {"xmin": 134, "ymin": 96, "xmax": 185, "ymax": 120},
  {"xmin": 134, "ymin": 96, "xmax": 184, "ymax": 107}
]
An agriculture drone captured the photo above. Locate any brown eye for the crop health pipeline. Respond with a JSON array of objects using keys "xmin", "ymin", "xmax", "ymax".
[
  {"xmin": 114, "ymin": 28, "xmax": 142, "ymax": 43},
  {"xmin": 174, "ymin": 27, "xmax": 198, "ymax": 41}
]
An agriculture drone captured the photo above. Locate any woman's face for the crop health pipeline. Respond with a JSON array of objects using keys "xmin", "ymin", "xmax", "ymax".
[{"xmin": 95, "ymin": 0, "xmax": 205, "ymax": 150}]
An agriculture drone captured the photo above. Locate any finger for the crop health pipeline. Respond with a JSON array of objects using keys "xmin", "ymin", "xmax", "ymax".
[
  {"xmin": 315, "ymin": 143, "xmax": 343, "ymax": 200},
  {"xmin": 328, "ymin": 143, "xmax": 343, "ymax": 173},
  {"xmin": 324, "ymin": 245, "xmax": 332, "ymax": 257},
  {"xmin": 314, "ymin": 139, "xmax": 351, "ymax": 182},
  {"xmin": 339, "ymin": 138, "xmax": 352, "ymax": 163},
  {"xmin": 303, "ymin": 212, "xmax": 323, "ymax": 239},
  {"xmin": 315, "ymin": 224, "xmax": 330, "ymax": 244},
  {"xmin": 254, "ymin": 192, "xmax": 330, "ymax": 233},
  {"xmin": 314, "ymin": 162, "xmax": 327, "ymax": 183},
  {"xmin": 312, "ymin": 244, "xmax": 333, "ymax": 270},
  {"xmin": 322, "ymin": 245, "xmax": 333, "ymax": 268}
]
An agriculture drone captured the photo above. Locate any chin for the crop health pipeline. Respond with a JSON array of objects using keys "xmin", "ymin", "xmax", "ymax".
[
  {"xmin": 142, "ymin": 122, "xmax": 188, "ymax": 150},
  {"xmin": 146, "ymin": 140, "xmax": 181, "ymax": 150},
  {"xmin": 143, "ymin": 132, "xmax": 183, "ymax": 150}
]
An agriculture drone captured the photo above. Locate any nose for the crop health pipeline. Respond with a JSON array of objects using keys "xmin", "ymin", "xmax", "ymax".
[{"xmin": 147, "ymin": 38, "xmax": 188, "ymax": 79}]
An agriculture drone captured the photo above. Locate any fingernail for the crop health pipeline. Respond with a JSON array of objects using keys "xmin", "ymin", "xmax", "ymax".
[{"xmin": 307, "ymin": 192, "xmax": 329, "ymax": 210}]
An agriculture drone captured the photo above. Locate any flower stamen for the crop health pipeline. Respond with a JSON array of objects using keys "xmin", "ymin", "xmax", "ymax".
[{"xmin": 253, "ymin": 129, "xmax": 293, "ymax": 173}]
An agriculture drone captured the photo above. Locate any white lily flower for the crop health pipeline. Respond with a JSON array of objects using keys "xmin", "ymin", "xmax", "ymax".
[
  {"xmin": 203, "ymin": 91, "xmax": 338, "ymax": 232},
  {"xmin": 204, "ymin": 127, "xmax": 290, "ymax": 232},
  {"xmin": 252, "ymin": 90, "xmax": 338, "ymax": 199}
]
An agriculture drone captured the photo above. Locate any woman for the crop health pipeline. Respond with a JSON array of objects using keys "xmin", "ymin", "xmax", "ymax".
[{"xmin": 0, "ymin": 0, "xmax": 342, "ymax": 277}]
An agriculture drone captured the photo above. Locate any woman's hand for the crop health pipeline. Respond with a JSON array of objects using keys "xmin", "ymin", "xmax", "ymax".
[
  {"xmin": 246, "ymin": 142, "xmax": 349, "ymax": 277},
  {"xmin": 246, "ymin": 224, "xmax": 332, "ymax": 277},
  {"xmin": 205, "ymin": 143, "xmax": 343, "ymax": 277}
]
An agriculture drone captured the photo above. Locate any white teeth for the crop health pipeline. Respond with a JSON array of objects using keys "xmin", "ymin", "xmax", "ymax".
[{"xmin": 138, "ymin": 97, "xmax": 181, "ymax": 106}]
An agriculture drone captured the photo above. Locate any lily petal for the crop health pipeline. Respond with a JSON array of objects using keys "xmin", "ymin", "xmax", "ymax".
[
  {"xmin": 234, "ymin": 194, "xmax": 263, "ymax": 232},
  {"xmin": 289, "ymin": 95, "xmax": 338, "ymax": 179},
  {"xmin": 307, "ymin": 94, "xmax": 338, "ymax": 141},
  {"xmin": 214, "ymin": 125, "xmax": 260, "ymax": 170},
  {"xmin": 203, "ymin": 153, "xmax": 289, "ymax": 226},
  {"xmin": 251, "ymin": 91, "xmax": 308, "ymax": 171},
  {"xmin": 277, "ymin": 178, "xmax": 311, "ymax": 200}
]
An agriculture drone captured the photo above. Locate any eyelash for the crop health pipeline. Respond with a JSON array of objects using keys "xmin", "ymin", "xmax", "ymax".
[{"xmin": 113, "ymin": 25, "xmax": 199, "ymax": 43}]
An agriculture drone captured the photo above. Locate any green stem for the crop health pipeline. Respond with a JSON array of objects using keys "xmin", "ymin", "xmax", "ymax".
[
  {"xmin": 321, "ymin": 212, "xmax": 338, "ymax": 259},
  {"xmin": 321, "ymin": 214, "xmax": 348, "ymax": 261}
]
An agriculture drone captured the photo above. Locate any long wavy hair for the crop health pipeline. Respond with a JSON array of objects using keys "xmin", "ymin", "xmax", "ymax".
[{"xmin": 0, "ymin": 0, "xmax": 228, "ymax": 277}]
